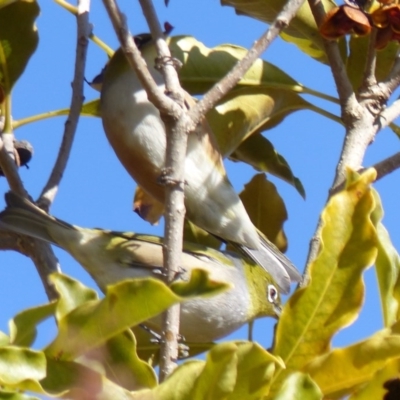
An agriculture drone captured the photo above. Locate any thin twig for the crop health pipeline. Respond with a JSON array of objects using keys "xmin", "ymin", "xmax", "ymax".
[
  {"xmin": 38, "ymin": 0, "xmax": 90, "ymax": 208},
  {"xmin": 138, "ymin": 0, "xmax": 187, "ymax": 380},
  {"xmin": 308, "ymin": 0, "xmax": 358, "ymax": 119},
  {"xmin": 370, "ymin": 151, "xmax": 400, "ymax": 181},
  {"xmin": 102, "ymin": 0, "xmax": 188, "ymax": 380},
  {"xmin": 305, "ymin": 0, "xmax": 382, "ymax": 272},
  {"xmin": 360, "ymin": 29, "xmax": 377, "ymax": 92},
  {"xmin": 101, "ymin": 0, "xmax": 182, "ymax": 117},
  {"xmin": 190, "ymin": 0, "xmax": 307, "ymax": 127},
  {"xmin": 379, "ymin": 98, "xmax": 400, "ymax": 129},
  {"xmin": 0, "ymin": 135, "xmax": 26, "ymax": 195}
]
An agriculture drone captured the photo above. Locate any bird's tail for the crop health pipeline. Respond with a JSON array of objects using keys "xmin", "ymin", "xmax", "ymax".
[
  {"xmin": 237, "ymin": 232, "xmax": 302, "ymax": 295},
  {"xmin": 0, "ymin": 192, "xmax": 73, "ymax": 246}
]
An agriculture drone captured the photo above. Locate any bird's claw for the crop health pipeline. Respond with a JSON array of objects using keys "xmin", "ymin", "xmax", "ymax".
[{"xmin": 155, "ymin": 56, "xmax": 182, "ymax": 71}]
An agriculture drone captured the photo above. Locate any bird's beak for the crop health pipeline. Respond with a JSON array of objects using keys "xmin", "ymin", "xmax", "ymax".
[{"xmin": 274, "ymin": 304, "xmax": 282, "ymax": 318}]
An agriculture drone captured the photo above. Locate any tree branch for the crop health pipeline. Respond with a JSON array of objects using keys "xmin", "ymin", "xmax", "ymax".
[
  {"xmin": 102, "ymin": 0, "xmax": 188, "ymax": 380},
  {"xmin": 38, "ymin": 0, "xmax": 90, "ymax": 209},
  {"xmin": 103, "ymin": 0, "xmax": 309, "ymax": 379},
  {"xmin": 304, "ymin": 0, "xmax": 384, "ymax": 273},
  {"xmin": 370, "ymin": 151, "xmax": 400, "ymax": 181}
]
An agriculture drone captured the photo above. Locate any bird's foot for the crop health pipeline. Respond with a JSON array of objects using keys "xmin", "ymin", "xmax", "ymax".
[{"xmin": 158, "ymin": 168, "xmax": 186, "ymax": 188}]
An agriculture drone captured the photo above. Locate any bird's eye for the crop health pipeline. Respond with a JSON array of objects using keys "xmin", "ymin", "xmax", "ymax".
[{"xmin": 267, "ymin": 284, "xmax": 278, "ymax": 303}]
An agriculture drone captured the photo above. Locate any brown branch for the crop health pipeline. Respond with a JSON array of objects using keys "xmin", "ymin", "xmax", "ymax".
[
  {"xmin": 0, "ymin": 134, "xmax": 26, "ymax": 195},
  {"xmin": 0, "ymin": 230, "xmax": 61, "ymax": 300},
  {"xmin": 38, "ymin": 0, "xmax": 90, "ymax": 209},
  {"xmin": 379, "ymin": 99, "xmax": 400, "ymax": 129},
  {"xmin": 308, "ymin": 0, "xmax": 357, "ymax": 115},
  {"xmin": 103, "ymin": 0, "xmax": 309, "ymax": 379},
  {"xmin": 360, "ymin": 29, "xmax": 377, "ymax": 92},
  {"xmin": 101, "ymin": 0, "xmax": 183, "ymax": 118},
  {"xmin": 304, "ymin": 0, "xmax": 383, "ymax": 274},
  {"xmin": 102, "ymin": 0, "xmax": 188, "ymax": 379},
  {"xmin": 370, "ymin": 151, "xmax": 400, "ymax": 181}
]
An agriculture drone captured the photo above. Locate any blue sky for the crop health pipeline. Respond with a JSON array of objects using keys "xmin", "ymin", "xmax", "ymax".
[{"xmin": 1, "ymin": 0, "xmax": 399, "ymax": 360}]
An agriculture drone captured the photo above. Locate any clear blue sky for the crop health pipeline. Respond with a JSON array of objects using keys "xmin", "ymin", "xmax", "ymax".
[{"xmin": 1, "ymin": 0, "xmax": 398, "ymax": 357}]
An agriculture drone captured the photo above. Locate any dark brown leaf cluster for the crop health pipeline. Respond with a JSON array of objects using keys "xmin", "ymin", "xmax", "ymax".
[{"xmin": 319, "ymin": 0, "xmax": 400, "ymax": 49}]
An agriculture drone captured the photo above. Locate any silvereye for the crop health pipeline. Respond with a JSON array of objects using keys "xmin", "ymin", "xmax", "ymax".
[
  {"xmin": 98, "ymin": 35, "xmax": 302, "ymax": 294},
  {"xmin": 0, "ymin": 192, "xmax": 281, "ymax": 343}
]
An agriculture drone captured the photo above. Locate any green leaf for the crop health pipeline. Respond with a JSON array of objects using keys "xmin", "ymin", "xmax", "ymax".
[
  {"xmin": 0, "ymin": 346, "xmax": 46, "ymax": 386},
  {"xmin": 169, "ymin": 36, "xmax": 301, "ymax": 94},
  {"xmin": 9, "ymin": 302, "xmax": 56, "ymax": 347},
  {"xmin": 206, "ymin": 86, "xmax": 323, "ymax": 158},
  {"xmin": 348, "ymin": 358, "xmax": 400, "ymax": 400},
  {"xmin": 0, "ymin": 391, "xmax": 40, "ymax": 400},
  {"xmin": 347, "ymin": 37, "xmax": 399, "ymax": 90},
  {"xmin": 0, "ymin": 0, "xmax": 39, "ymax": 94},
  {"xmin": 41, "ymin": 358, "xmax": 133, "ymax": 399},
  {"xmin": 88, "ymin": 331, "xmax": 157, "ymax": 391},
  {"xmin": 370, "ymin": 189, "xmax": 400, "ymax": 327},
  {"xmin": 306, "ymin": 322, "xmax": 400, "ymax": 398},
  {"xmin": 135, "ymin": 341, "xmax": 283, "ymax": 399},
  {"xmin": 0, "ymin": 332, "xmax": 9, "ymax": 347},
  {"xmin": 270, "ymin": 169, "xmax": 378, "ymax": 395},
  {"xmin": 273, "ymin": 372, "xmax": 322, "ymax": 400},
  {"xmin": 225, "ymin": 342, "xmax": 284, "ymax": 399},
  {"xmin": 45, "ymin": 274, "xmax": 226, "ymax": 360},
  {"xmin": 171, "ymin": 268, "xmax": 229, "ymax": 298},
  {"xmin": 81, "ymin": 98, "xmax": 100, "ymax": 117},
  {"xmin": 232, "ymin": 133, "xmax": 305, "ymax": 198},
  {"xmin": 183, "ymin": 220, "xmax": 223, "ymax": 250},
  {"xmin": 239, "ymin": 174, "xmax": 288, "ymax": 251},
  {"xmin": 50, "ymin": 273, "xmax": 98, "ymax": 321},
  {"xmin": 220, "ymin": 0, "xmax": 341, "ymax": 63},
  {"xmin": 192, "ymin": 342, "xmax": 238, "ymax": 399}
]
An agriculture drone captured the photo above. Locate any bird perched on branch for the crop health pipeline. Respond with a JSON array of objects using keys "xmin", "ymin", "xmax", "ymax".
[
  {"xmin": 0, "ymin": 191, "xmax": 281, "ymax": 343},
  {"xmin": 98, "ymin": 34, "xmax": 301, "ymax": 294}
]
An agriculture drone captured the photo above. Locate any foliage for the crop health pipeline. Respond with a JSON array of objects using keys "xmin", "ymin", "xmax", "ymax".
[{"xmin": 1, "ymin": 0, "xmax": 400, "ymax": 399}]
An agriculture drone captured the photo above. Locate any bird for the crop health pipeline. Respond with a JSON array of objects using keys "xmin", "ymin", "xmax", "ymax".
[
  {"xmin": 0, "ymin": 191, "xmax": 281, "ymax": 343},
  {"xmin": 98, "ymin": 35, "xmax": 302, "ymax": 295}
]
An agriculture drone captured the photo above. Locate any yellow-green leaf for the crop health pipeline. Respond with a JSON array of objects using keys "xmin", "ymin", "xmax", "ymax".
[
  {"xmin": 207, "ymin": 86, "xmax": 330, "ymax": 159},
  {"xmin": 306, "ymin": 322, "xmax": 400, "ymax": 398},
  {"xmin": 45, "ymin": 273, "xmax": 226, "ymax": 360},
  {"xmin": 226, "ymin": 342, "xmax": 283, "ymax": 399},
  {"xmin": 220, "ymin": 0, "xmax": 340, "ymax": 63},
  {"xmin": 273, "ymin": 372, "xmax": 322, "ymax": 400},
  {"xmin": 51, "ymin": 273, "xmax": 98, "ymax": 321},
  {"xmin": 231, "ymin": 133, "xmax": 305, "ymax": 198},
  {"xmin": 183, "ymin": 220, "xmax": 223, "ymax": 250},
  {"xmin": 347, "ymin": 36, "xmax": 399, "ymax": 90},
  {"xmin": 81, "ymin": 98, "xmax": 100, "ymax": 117},
  {"xmin": 84, "ymin": 330, "xmax": 157, "ymax": 391},
  {"xmin": 9, "ymin": 302, "xmax": 56, "ymax": 347},
  {"xmin": 0, "ymin": 391, "xmax": 40, "ymax": 400},
  {"xmin": 133, "ymin": 341, "xmax": 283, "ymax": 400},
  {"xmin": 270, "ymin": 169, "xmax": 378, "ymax": 394},
  {"xmin": 239, "ymin": 174, "xmax": 288, "ymax": 251},
  {"xmin": 370, "ymin": 188, "xmax": 400, "ymax": 327},
  {"xmin": 348, "ymin": 358, "xmax": 400, "ymax": 400},
  {"xmin": 169, "ymin": 36, "xmax": 301, "ymax": 94},
  {"xmin": 0, "ymin": 0, "xmax": 39, "ymax": 94},
  {"xmin": 192, "ymin": 342, "xmax": 238, "ymax": 399},
  {"xmin": 40, "ymin": 358, "xmax": 134, "ymax": 399},
  {"xmin": 0, "ymin": 346, "xmax": 46, "ymax": 386}
]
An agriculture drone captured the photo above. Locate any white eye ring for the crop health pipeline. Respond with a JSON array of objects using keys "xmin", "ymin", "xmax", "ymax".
[{"xmin": 267, "ymin": 284, "xmax": 278, "ymax": 303}]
